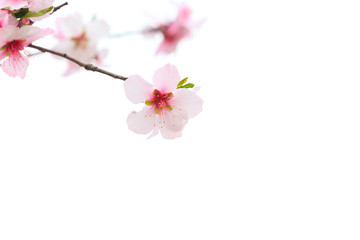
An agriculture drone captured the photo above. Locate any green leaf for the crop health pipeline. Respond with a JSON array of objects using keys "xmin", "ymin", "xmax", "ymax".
[
  {"xmin": 23, "ymin": 6, "xmax": 53, "ymax": 18},
  {"xmin": 177, "ymin": 77, "xmax": 188, "ymax": 88},
  {"xmin": 145, "ymin": 100, "xmax": 153, "ymax": 106},
  {"xmin": 13, "ymin": 8, "xmax": 29, "ymax": 18},
  {"xmin": 179, "ymin": 83, "xmax": 195, "ymax": 89}
]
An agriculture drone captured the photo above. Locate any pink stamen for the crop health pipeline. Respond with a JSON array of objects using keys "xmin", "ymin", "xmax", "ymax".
[
  {"xmin": 71, "ymin": 32, "xmax": 89, "ymax": 49},
  {"xmin": 2, "ymin": 40, "xmax": 25, "ymax": 57},
  {"xmin": 147, "ymin": 89, "xmax": 174, "ymax": 113}
]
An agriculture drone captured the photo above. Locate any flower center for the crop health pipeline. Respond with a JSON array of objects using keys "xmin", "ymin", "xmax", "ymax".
[
  {"xmin": 1, "ymin": 40, "xmax": 25, "ymax": 56},
  {"xmin": 163, "ymin": 25, "xmax": 189, "ymax": 42},
  {"xmin": 145, "ymin": 89, "xmax": 174, "ymax": 114},
  {"xmin": 71, "ymin": 32, "xmax": 89, "ymax": 49}
]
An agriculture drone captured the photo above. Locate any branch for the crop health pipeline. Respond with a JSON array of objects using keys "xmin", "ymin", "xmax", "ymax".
[
  {"xmin": 27, "ymin": 44, "xmax": 128, "ymax": 81},
  {"xmin": 51, "ymin": 2, "xmax": 68, "ymax": 15}
]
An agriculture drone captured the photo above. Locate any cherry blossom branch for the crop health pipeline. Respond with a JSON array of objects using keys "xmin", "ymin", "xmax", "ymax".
[
  {"xmin": 51, "ymin": 2, "xmax": 68, "ymax": 15},
  {"xmin": 27, "ymin": 44, "xmax": 128, "ymax": 81}
]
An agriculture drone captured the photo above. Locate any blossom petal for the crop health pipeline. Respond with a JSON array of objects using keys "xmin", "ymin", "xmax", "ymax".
[
  {"xmin": 167, "ymin": 4, "xmax": 192, "ymax": 36},
  {"xmin": 94, "ymin": 49, "xmax": 108, "ymax": 65},
  {"xmin": 0, "ymin": 11, "xmax": 17, "ymax": 28},
  {"xmin": 0, "ymin": 25, "xmax": 16, "ymax": 46},
  {"xmin": 152, "ymin": 64, "xmax": 180, "ymax": 92},
  {"xmin": 165, "ymin": 108, "xmax": 188, "ymax": 132},
  {"xmin": 170, "ymin": 89, "xmax": 203, "ymax": 118},
  {"xmin": 160, "ymin": 129, "xmax": 182, "ymax": 139},
  {"xmin": 127, "ymin": 107, "xmax": 156, "ymax": 135},
  {"xmin": 63, "ymin": 61, "xmax": 81, "ymax": 76},
  {"xmin": 55, "ymin": 15, "xmax": 83, "ymax": 39},
  {"xmin": 21, "ymin": 27, "xmax": 53, "ymax": 45},
  {"xmin": 86, "ymin": 19, "xmax": 110, "ymax": 43},
  {"xmin": 156, "ymin": 40, "xmax": 178, "ymax": 55},
  {"xmin": 158, "ymin": 108, "xmax": 188, "ymax": 139},
  {"xmin": 1, "ymin": 53, "xmax": 29, "ymax": 79},
  {"xmin": 124, "ymin": 75, "xmax": 153, "ymax": 104},
  {"xmin": 0, "ymin": 0, "xmax": 28, "ymax": 9},
  {"xmin": 147, "ymin": 127, "xmax": 159, "ymax": 139}
]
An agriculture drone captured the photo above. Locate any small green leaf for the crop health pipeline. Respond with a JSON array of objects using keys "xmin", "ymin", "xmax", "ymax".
[
  {"xmin": 179, "ymin": 83, "xmax": 195, "ymax": 89},
  {"xmin": 24, "ymin": 6, "xmax": 53, "ymax": 18},
  {"xmin": 145, "ymin": 100, "xmax": 153, "ymax": 106},
  {"xmin": 13, "ymin": 8, "xmax": 29, "ymax": 18},
  {"xmin": 177, "ymin": 77, "xmax": 188, "ymax": 88}
]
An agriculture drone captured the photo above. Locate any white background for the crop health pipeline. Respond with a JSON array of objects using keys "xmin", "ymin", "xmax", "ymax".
[{"xmin": 1, "ymin": 0, "xmax": 360, "ymax": 239}]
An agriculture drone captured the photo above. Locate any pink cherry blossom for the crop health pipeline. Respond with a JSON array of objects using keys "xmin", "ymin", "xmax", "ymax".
[
  {"xmin": 0, "ymin": 25, "xmax": 52, "ymax": 78},
  {"xmin": 53, "ymin": 14, "xmax": 110, "ymax": 76},
  {"xmin": 156, "ymin": 4, "xmax": 204, "ymax": 54},
  {"xmin": 124, "ymin": 64, "xmax": 203, "ymax": 139}
]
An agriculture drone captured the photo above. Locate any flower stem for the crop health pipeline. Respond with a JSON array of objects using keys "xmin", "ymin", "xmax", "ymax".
[{"xmin": 27, "ymin": 44, "xmax": 128, "ymax": 81}]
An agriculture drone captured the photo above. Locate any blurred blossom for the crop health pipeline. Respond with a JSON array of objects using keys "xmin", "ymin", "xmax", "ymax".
[
  {"xmin": 53, "ymin": 14, "xmax": 110, "ymax": 76},
  {"xmin": 151, "ymin": 4, "xmax": 205, "ymax": 54}
]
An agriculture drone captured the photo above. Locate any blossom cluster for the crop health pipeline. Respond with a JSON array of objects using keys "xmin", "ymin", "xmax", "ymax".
[{"xmin": 0, "ymin": 1, "xmax": 204, "ymax": 139}]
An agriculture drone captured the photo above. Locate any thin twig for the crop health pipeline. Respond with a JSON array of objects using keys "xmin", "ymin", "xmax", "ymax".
[
  {"xmin": 51, "ymin": 2, "xmax": 68, "ymax": 15},
  {"xmin": 27, "ymin": 44, "xmax": 127, "ymax": 81}
]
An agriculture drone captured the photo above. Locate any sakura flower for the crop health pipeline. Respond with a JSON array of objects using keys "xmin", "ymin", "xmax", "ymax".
[
  {"xmin": 124, "ymin": 64, "xmax": 203, "ymax": 139},
  {"xmin": 0, "ymin": 25, "xmax": 52, "ymax": 78},
  {"xmin": 155, "ymin": 4, "xmax": 204, "ymax": 54},
  {"xmin": 53, "ymin": 14, "xmax": 110, "ymax": 76}
]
